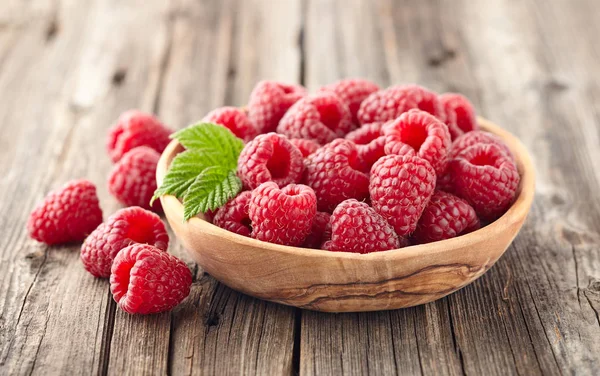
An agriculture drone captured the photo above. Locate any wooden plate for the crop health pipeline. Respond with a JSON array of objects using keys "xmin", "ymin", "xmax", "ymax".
[{"xmin": 157, "ymin": 118, "xmax": 535, "ymax": 312}]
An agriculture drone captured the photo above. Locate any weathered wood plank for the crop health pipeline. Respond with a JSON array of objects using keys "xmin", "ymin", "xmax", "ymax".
[
  {"xmin": 147, "ymin": 0, "xmax": 302, "ymax": 374},
  {"xmin": 0, "ymin": 0, "xmax": 170, "ymax": 374},
  {"xmin": 301, "ymin": 0, "xmax": 600, "ymax": 375}
]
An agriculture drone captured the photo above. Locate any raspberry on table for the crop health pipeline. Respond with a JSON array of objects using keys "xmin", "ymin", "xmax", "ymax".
[
  {"xmin": 345, "ymin": 122, "xmax": 386, "ymax": 170},
  {"xmin": 107, "ymin": 110, "xmax": 172, "ymax": 163},
  {"xmin": 304, "ymin": 139, "xmax": 370, "ymax": 212},
  {"xmin": 81, "ymin": 206, "xmax": 169, "ymax": 278},
  {"xmin": 277, "ymin": 92, "xmax": 354, "ymax": 145},
  {"xmin": 108, "ymin": 146, "xmax": 162, "ymax": 213},
  {"xmin": 290, "ymin": 138, "xmax": 320, "ymax": 157},
  {"xmin": 357, "ymin": 84, "xmax": 444, "ymax": 124},
  {"xmin": 249, "ymin": 182, "xmax": 317, "ymax": 246},
  {"xmin": 412, "ymin": 191, "xmax": 480, "ymax": 244},
  {"xmin": 237, "ymin": 133, "xmax": 304, "ymax": 190},
  {"xmin": 451, "ymin": 130, "xmax": 514, "ymax": 160},
  {"xmin": 248, "ymin": 81, "xmax": 306, "ymax": 134},
  {"xmin": 439, "ymin": 93, "xmax": 478, "ymax": 140},
  {"xmin": 202, "ymin": 106, "xmax": 258, "ymax": 142},
  {"xmin": 317, "ymin": 78, "xmax": 380, "ymax": 124},
  {"xmin": 323, "ymin": 199, "xmax": 402, "ymax": 254},
  {"xmin": 303, "ymin": 211, "xmax": 332, "ymax": 249},
  {"xmin": 383, "ymin": 109, "xmax": 451, "ymax": 175},
  {"xmin": 27, "ymin": 179, "xmax": 103, "ymax": 245},
  {"xmin": 370, "ymin": 155, "xmax": 436, "ymax": 236},
  {"xmin": 110, "ymin": 244, "xmax": 192, "ymax": 314},
  {"xmin": 213, "ymin": 191, "xmax": 252, "ymax": 237},
  {"xmin": 448, "ymin": 143, "xmax": 520, "ymax": 221}
]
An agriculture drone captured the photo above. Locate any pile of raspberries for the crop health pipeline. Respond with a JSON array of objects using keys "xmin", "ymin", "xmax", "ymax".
[
  {"xmin": 218, "ymin": 79, "xmax": 520, "ymax": 252},
  {"xmin": 27, "ymin": 111, "xmax": 191, "ymax": 314},
  {"xmin": 26, "ymin": 78, "xmax": 520, "ymax": 314}
]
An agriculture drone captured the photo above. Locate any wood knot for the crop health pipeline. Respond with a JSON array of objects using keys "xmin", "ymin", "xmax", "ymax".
[
  {"xmin": 112, "ymin": 68, "xmax": 127, "ymax": 86},
  {"xmin": 427, "ymin": 48, "xmax": 456, "ymax": 67},
  {"xmin": 45, "ymin": 19, "xmax": 59, "ymax": 42},
  {"xmin": 587, "ymin": 279, "xmax": 600, "ymax": 294},
  {"xmin": 204, "ymin": 313, "xmax": 221, "ymax": 327}
]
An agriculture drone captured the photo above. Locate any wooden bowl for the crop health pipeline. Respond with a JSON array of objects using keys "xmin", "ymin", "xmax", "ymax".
[{"xmin": 157, "ymin": 118, "xmax": 535, "ymax": 312}]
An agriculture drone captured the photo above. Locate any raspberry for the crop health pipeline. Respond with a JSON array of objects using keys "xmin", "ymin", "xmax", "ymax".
[
  {"xmin": 439, "ymin": 93, "xmax": 478, "ymax": 140},
  {"xmin": 277, "ymin": 92, "xmax": 354, "ymax": 145},
  {"xmin": 304, "ymin": 139, "xmax": 370, "ymax": 212},
  {"xmin": 237, "ymin": 133, "xmax": 304, "ymax": 190},
  {"xmin": 317, "ymin": 78, "xmax": 380, "ymax": 123},
  {"xmin": 110, "ymin": 244, "xmax": 191, "ymax": 314},
  {"xmin": 249, "ymin": 182, "xmax": 316, "ymax": 246},
  {"xmin": 370, "ymin": 155, "xmax": 436, "ymax": 236},
  {"xmin": 451, "ymin": 130, "xmax": 514, "ymax": 160},
  {"xmin": 345, "ymin": 122, "xmax": 386, "ymax": 170},
  {"xmin": 108, "ymin": 146, "xmax": 162, "ymax": 213},
  {"xmin": 289, "ymin": 138, "xmax": 320, "ymax": 157},
  {"xmin": 357, "ymin": 84, "xmax": 444, "ymax": 124},
  {"xmin": 448, "ymin": 143, "xmax": 520, "ymax": 221},
  {"xmin": 81, "ymin": 207, "xmax": 169, "ymax": 278},
  {"xmin": 383, "ymin": 109, "xmax": 451, "ymax": 175},
  {"xmin": 202, "ymin": 106, "xmax": 257, "ymax": 142},
  {"xmin": 27, "ymin": 180, "xmax": 103, "ymax": 245},
  {"xmin": 213, "ymin": 191, "xmax": 252, "ymax": 237},
  {"xmin": 412, "ymin": 191, "xmax": 480, "ymax": 244},
  {"xmin": 248, "ymin": 81, "xmax": 306, "ymax": 134},
  {"xmin": 107, "ymin": 110, "xmax": 172, "ymax": 163},
  {"xmin": 303, "ymin": 211, "xmax": 332, "ymax": 249},
  {"xmin": 323, "ymin": 199, "xmax": 401, "ymax": 254}
]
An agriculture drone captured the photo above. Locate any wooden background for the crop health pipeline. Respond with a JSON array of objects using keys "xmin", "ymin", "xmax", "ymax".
[{"xmin": 1, "ymin": 0, "xmax": 599, "ymax": 374}]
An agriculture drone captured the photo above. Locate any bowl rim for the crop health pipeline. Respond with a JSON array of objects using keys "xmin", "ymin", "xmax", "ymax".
[{"xmin": 157, "ymin": 117, "xmax": 535, "ymax": 262}]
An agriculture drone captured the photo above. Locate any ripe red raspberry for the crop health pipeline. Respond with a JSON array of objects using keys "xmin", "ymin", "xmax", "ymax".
[
  {"xmin": 290, "ymin": 138, "xmax": 320, "ymax": 157},
  {"xmin": 357, "ymin": 84, "xmax": 444, "ymax": 124},
  {"xmin": 448, "ymin": 143, "xmax": 520, "ymax": 221},
  {"xmin": 323, "ymin": 199, "xmax": 401, "ymax": 254},
  {"xmin": 451, "ymin": 130, "xmax": 514, "ymax": 160},
  {"xmin": 303, "ymin": 211, "xmax": 332, "ymax": 249},
  {"xmin": 202, "ymin": 106, "xmax": 258, "ymax": 142},
  {"xmin": 248, "ymin": 81, "xmax": 306, "ymax": 134},
  {"xmin": 27, "ymin": 180, "xmax": 103, "ymax": 245},
  {"xmin": 317, "ymin": 78, "xmax": 380, "ymax": 123},
  {"xmin": 304, "ymin": 139, "xmax": 370, "ymax": 212},
  {"xmin": 108, "ymin": 146, "xmax": 162, "ymax": 213},
  {"xmin": 277, "ymin": 92, "xmax": 354, "ymax": 145},
  {"xmin": 345, "ymin": 122, "xmax": 386, "ymax": 170},
  {"xmin": 249, "ymin": 182, "xmax": 316, "ymax": 246},
  {"xmin": 81, "ymin": 207, "xmax": 169, "ymax": 278},
  {"xmin": 383, "ymin": 109, "xmax": 451, "ymax": 175},
  {"xmin": 237, "ymin": 133, "xmax": 304, "ymax": 190},
  {"xmin": 110, "ymin": 244, "xmax": 191, "ymax": 314},
  {"xmin": 412, "ymin": 191, "xmax": 480, "ymax": 244},
  {"xmin": 439, "ymin": 93, "xmax": 478, "ymax": 140},
  {"xmin": 213, "ymin": 191, "xmax": 252, "ymax": 237},
  {"xmin": 370, "ymin": 155, "xmax": 436, "ymax": 236},
  {"xmin": 107, "ymin": 110, "xmax": 172, "ymax": 163}
]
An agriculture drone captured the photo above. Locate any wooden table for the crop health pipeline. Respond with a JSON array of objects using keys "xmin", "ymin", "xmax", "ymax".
[{"xmin": 2, "ymin": 0, "xmax": 599, "ymax": 374}]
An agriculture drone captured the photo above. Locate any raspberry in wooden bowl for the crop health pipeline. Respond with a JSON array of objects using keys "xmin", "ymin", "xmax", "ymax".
[{"xmin": 156, "ymin": 118, "xmax": 534, "ymax": 312}]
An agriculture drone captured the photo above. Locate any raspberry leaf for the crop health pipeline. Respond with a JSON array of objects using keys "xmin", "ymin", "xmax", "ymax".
[
  {"xmin": 182, "ymin": 167, "xmax": 242, "ymax": 221},
  {"xmin": 172, "ymin": 122, "xmax": 243, "ymax": 170},
  {"xmin": 152, "ymin": 122, "xmax": 244, "ymax": 220}
]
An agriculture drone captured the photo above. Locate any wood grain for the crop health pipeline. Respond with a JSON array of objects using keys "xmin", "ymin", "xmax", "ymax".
[{"xmin": 1, "ymin": 0, "xmax": 599, "ymax": 374}]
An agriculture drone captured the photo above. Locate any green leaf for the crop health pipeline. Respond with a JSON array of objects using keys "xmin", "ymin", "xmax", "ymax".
[
  {"xmin": 152, "ymin": 121, "xmax": 245, "ymax": 220},
  {"xmin": 172, "ymin": 122, "xmax": 243, "ymax": 170},
  {"xmin": 151, "ymin": 150, "xmax": 219, "ymax": 203},
  {"xmin": 182, "ymin": 167, "xmax": 242, "ymax": 221}
]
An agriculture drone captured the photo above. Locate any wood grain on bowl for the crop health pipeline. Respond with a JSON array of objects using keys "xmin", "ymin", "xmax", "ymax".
[{"xmin": 157, "ymin": 118, "xmax": 535, "ymax": 312}]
